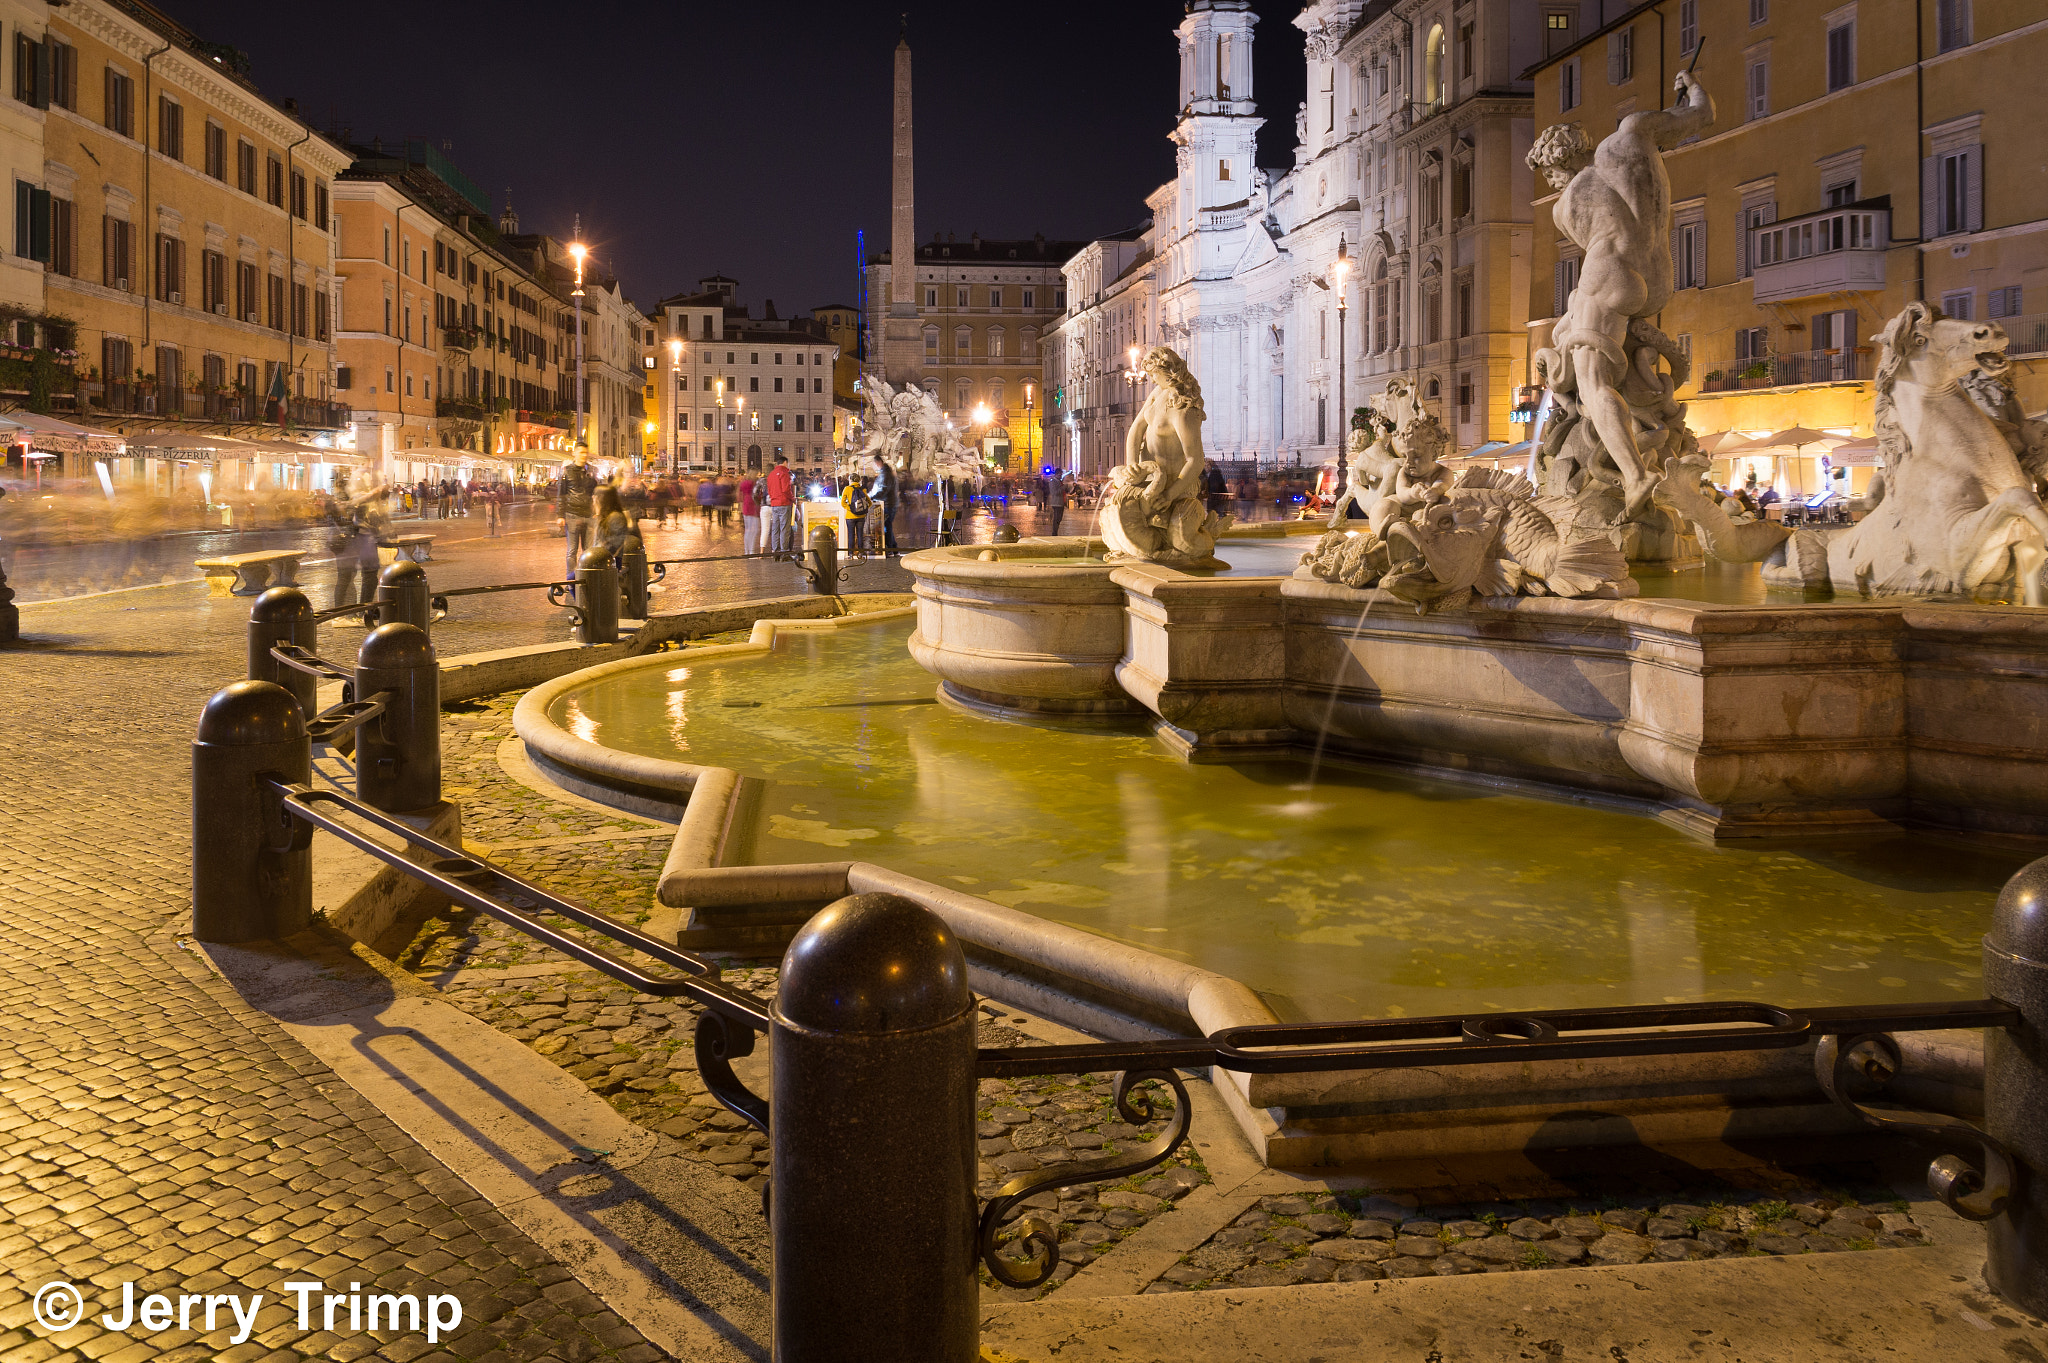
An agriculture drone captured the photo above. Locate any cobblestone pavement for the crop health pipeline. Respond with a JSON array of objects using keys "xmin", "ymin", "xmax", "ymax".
[
  {"xmin": 1154, "ymin": 1187, "xmax": 1931, "ymax": 1291},
  {"xmin": 0, "ymin": 529, "xmax": 912, "ymax": 1363}
]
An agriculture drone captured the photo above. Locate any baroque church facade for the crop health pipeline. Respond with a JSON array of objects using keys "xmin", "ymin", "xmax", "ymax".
[{"xmin": 1047, "ymin": 0, "xmax": 1551, "ymax": 476}]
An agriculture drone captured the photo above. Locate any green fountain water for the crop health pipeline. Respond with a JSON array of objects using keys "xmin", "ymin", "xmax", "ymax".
[{"xmin": 552, "ymin": 616, "xmax": 2015, "ymax": 1022}]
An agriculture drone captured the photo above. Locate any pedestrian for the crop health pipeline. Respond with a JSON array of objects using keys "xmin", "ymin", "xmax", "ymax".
[
  {"xmin": 739, "ymin": 470, "xmax": 762, "ymax": 555},
  {"xmin": 558, "ymin": 444, "xmax": 600, "ymax": 577},
  {"xmin": 484, "ymin": 485, "xmax": 500, "ymax": 536},
  {"xmin": 840, "ymin": 474, "xmax": 872, "ymax": 553},
  {"xmin": 651, "ymin": 478, "xmax": 671, "ymax": 530},
  {"xmin": 1044, "ymin": 469, "xmax": 1068, "ymax": 536},
  {"xmin": 871, "ymin": 456, "xmax": 901, "ymax": 554},
  {"xmin": 716, "ymin": 475, "xmax": 736, "ymax": 529},
  {"xmin": 764, "ymin": 454, "xmax": 796, "ymax": 556}
]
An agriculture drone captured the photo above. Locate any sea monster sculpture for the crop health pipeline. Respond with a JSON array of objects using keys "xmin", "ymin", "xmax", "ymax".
[
  {"xmin": 1824, "ymin": 303, "xmax": 2048, "ymax": 604},
  {"xmin": 1298, "ymin": 465, "xmax": 1634, "ymax": 614},
  {"xmin": 1657, "ymin": 303, "xmax": 2048, "ymax": 604}
]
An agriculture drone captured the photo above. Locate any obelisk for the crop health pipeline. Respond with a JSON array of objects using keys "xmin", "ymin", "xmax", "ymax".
[{"xmin": 881, "ymin": 25, "xmax": 923, "ymax": 386}]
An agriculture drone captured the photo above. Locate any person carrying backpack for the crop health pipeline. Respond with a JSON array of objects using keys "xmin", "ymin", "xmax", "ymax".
[{"xmin": 840, "ymin": 476, "xmax": 872, "ymax": 552}]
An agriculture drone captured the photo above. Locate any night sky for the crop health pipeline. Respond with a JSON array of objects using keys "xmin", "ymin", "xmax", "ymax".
[{"xmin": 169, "ymin": 1, "xmax": 1310, "ymax": 316}]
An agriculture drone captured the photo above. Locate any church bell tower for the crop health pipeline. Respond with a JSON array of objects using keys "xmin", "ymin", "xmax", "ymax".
[{"xmin": 1173, "ymin": 2, "xmax": 1263, "ymax": 244}]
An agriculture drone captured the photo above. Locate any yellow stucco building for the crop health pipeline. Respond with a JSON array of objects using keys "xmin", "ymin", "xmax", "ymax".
[
  {"xmin": 1527, "ymin": 0, "xmax": 2044, "ymax": 496},
  {"xmin": 44, "ymin": 0, "xmax": 350, "ymax": 471}
]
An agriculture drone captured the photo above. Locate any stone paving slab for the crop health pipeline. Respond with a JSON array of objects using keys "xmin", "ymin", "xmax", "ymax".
[{"xmin": 979, "ymin": 1233, "xmax": 2048, "ymax": 1362}]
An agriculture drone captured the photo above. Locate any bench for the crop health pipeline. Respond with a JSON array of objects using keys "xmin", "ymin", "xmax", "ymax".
[
  {"xmin": 195, "ymin": 549, "xmax": 306, "ymax": 597},
  {"xmin": 385, "ymin": 534, "xmax": 435, "ymax": 563}
]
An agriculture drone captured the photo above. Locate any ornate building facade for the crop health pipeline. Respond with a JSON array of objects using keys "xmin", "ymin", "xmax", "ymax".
[{"xmin": 1045, "ymin": 0, "xmax": 1546, "ymax": 474}]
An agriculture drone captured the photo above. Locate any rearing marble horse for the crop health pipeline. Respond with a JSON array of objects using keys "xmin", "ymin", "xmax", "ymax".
[{"xmin": 1828, "ymin": 302, "xmax": 2048, "ymax": 605}]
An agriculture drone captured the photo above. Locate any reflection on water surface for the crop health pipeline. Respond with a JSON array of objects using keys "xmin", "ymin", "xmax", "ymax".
[{"xmin": 554, "ymin": 618, "xmax": 2016, "ymax": 1021}]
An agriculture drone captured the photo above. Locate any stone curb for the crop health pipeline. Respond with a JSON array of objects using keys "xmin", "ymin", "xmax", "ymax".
[{"xmin": 981, "ymin": 1232, "xmax": 2047, "ymax": 1362}]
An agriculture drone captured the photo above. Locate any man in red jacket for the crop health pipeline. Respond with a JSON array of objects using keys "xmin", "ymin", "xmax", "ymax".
[{"xmin": 763, "ymin": 454, "xmax": 796, "ymax": 557}]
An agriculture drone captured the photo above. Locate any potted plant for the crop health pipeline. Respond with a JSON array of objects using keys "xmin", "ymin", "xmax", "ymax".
[
  {"xmin": 1702, "ymin": 369, "xmax": 1726, "ymax": 392},
  {"xmin": 1739, "ymin": 361, "xmax": 1774, "ymax": 389}
]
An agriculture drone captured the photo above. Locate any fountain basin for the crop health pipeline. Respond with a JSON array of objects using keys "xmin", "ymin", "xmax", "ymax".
[
  {"xmin": 512, "ymin": 614, "xmax": 2014, "ymax": 1164},
  {"xmin": 903, "ymin": 538, "xmax": 1139, "ymax": 718},
  {"xmin": 903, "ymin": 541, "xmax": 2048, "ymax": 839}
]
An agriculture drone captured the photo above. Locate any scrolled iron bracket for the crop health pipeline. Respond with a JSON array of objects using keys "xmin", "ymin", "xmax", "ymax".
[
  {"xmin": 696, "ymin": 1009, "xmax": 769, "ymax": 1136},
  {"xmin": 1816, "ymin": 1032, "xmax": 2015, "ymax": 1221},
  {"xmin": 976, "ymin": 1069, "xmax": 1193, "ymax": 1289},
  {"xmin": 649, "ymin": 563, "xmax": 668, "ymax": 585}
]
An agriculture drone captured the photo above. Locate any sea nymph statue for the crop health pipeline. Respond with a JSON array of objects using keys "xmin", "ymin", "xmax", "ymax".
[{"xmin": 1099, "ymin": 346, "xmax": 1233, "ymax": 565}]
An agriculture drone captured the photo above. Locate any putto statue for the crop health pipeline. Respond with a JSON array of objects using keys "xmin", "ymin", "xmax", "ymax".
[
  {"xmin": 1100, "ymin": 346, "xmax": 1232, "ymax": 564},
  {"xmin": 1325, "ymin": 377, "xmax": 1436, "ymax": 529},
  {"xmin": 1527, "ymin": 71, "xmax": 1714, "ymax": 560},
  {"xmin": 1656, "ymin": 303, "xmax": 2048, "ymax": 605},
  {"xmin": 1299, "ymin": 398, "xmax": 1632, "ymax": 613}
]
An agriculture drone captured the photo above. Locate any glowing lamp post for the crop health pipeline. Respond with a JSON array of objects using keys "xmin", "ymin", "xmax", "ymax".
[
  {"xmin": 569, "ymin": 238, "xmax": 588, "ymax": 452},
  {"xmin": 1333, "ymin": 240, "xmax": 1351, "ymax": 460},
  {"xmin": 668, "ymin": 338, "xmax": 683, "ymax": 468}
]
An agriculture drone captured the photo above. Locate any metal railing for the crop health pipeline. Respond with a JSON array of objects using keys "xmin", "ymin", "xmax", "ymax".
[
  {"xmin": 1998, "ymin": 311, "xmax": 2048, "ymax": 358},
  {"xmin": 192, "ymin": 617, "xmax": 2048, "ymax": 1355},
  {"xmin": 1697, "ymin": 349, "xmax": 1872, "ymax": 390}
]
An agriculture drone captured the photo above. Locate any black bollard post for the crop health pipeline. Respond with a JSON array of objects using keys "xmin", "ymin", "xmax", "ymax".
[
  {"xmin": 192, "ymin": 680, "xmax": 312, "ymax": 943},
  {"xmin": 804, "ymin": 523, "xmax": 839, "ymax": 597},
  {"xmin": 375, "ymin": 559, "xmax": 432, "ymax": 635},
  {"xmin": 355, "ymin": 621, "xmax": 441, "ymax": 812},
  {"xmin": 620, "ymin": 532, "xmax": 650, "ymax": 620},
  {"xmin": 247, "ymin": 586, "xmax": 317, "ymax": 720},
  {"xmin": 770, "ymin": 893, "xmax": 978, "ymax": 1363},
  {"xmin": 575, "ymin": 548, "xmax": 619, "ymax": 645},
  {"xmin": 1988, "ymin": 856, "xmax": 2048, "ymax": 1316}
]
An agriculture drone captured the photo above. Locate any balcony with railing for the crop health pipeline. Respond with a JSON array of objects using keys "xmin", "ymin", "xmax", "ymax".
[
  {"xmin": 1997, "ymin": 312, "xmax": 2048, "ymax": 357},
  {"xmin": 1695, "ymin": 348, "xmax": 1872, "ymax": 392},
  {"xmin": 1749, "ymin": 202, "xmax": 1890, "ymax": 305}
]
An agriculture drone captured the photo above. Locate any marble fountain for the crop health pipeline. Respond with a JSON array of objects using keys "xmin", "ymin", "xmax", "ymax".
[{"xmin": 510, "ymin": 96, "xmax": 2048, "ymax": 1165}]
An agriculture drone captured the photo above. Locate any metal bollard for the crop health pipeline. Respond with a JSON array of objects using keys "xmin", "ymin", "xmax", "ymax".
[
  {"xmin": 247, "ymin": 586, "xmax": 317, "ymax": 720},
  {"xmin": 770, "ymin": 893, "xmax": 978, "ymax": 1363},
  {"xmin": 192, "ymin": 680, "xmax": 312, "ymax": 943},
  {"xmin": 375, "ymin": 559, "xmax": 432, "ymax": 635},
  {"xmin": 620, "ymin": 533, "xmax": 650, "ymax": 621},
  {"xmin": 354, "ymin": 622, "xmax": 441, "ymax": 812},
  {"xmin": 574, "ymin": 548, "xmax": 619, "ymax": 645},
  {"xmin": 805, "ymin": 522, "xmax": 839, "ymax": 597},
  {"xmin": 1987, "ymin": 855, "xmax": 2048, "ymax": 1316}
]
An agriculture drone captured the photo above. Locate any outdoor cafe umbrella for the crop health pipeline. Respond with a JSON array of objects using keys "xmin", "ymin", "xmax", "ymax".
[{"xmin": 1690, "ymin": 429, "xmax": 1759, "ymax": 456}]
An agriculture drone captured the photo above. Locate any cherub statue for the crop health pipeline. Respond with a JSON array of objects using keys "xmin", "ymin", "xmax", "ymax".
[
  {"xmin": 1367, "ymin": 414, "xmax": 1454, "ymax": 537},
  {"xmin": 1327, "ymin": 409, "xmax": 1397, "ymax": 528}
]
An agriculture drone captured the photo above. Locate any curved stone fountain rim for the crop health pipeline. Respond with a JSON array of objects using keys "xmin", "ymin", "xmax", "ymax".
[
  {"xmin": 511, "ymin": 608, "xmax": 918, "ymax": 819},
  {"xmin": 504, "ymin": 595, "xmax": 1986, "ymax": 1165}
]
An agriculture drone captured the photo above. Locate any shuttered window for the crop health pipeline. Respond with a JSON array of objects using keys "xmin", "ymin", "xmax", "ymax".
[
  {"xmin": 1552, "ymin": 256, "xmax": 1580, "ymax": 317},
  {"xmin": 1924, "ymin": 146, "xmax": 1983, "ymax": 237}
]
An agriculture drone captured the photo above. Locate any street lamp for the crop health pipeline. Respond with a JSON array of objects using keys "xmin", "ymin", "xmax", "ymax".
[
  {"xmin": 668, "ymin": 338, "xmax": 683, "ymax": 469},
  {"xmin": 1333, "ymin": 238, "xmax": 1350, "ymax": 462},
  {"xmin": 1023, "ymin": 381, "xmax": 1036, "ymax": 474},
  {"xmin": 568, "ymin": 234, "xmax": 588, "ymax": 453}
]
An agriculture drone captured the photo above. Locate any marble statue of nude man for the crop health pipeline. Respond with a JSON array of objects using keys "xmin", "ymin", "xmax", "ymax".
[{"xmin": 1528, "ymin": 70, "xmax": 1715, "ymax": 518}]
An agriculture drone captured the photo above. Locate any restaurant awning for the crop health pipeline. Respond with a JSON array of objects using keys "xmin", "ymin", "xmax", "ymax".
[
  {"xmin": 119, "ymin": 429, "xmax": 262, "ymax": 459},
  {"xmin": 0, "ymin": 411, "xmax": 126, "ymax": 454}
]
